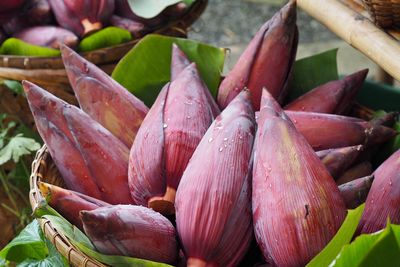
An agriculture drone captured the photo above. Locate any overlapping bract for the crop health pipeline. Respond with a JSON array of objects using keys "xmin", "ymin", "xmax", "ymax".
[
  {"xmin": 285, "ymin": 111, "xmax": 396, "ymax": 150},
  {"xmin": 24, "ymin": 81, "xmax": 134, "ymax": 205},
  {"xmin": 317, "ymin": 145, "xmax": 365, "ymax": 180},
  {"xmin": 336, "ymin": 161, "xmax": 373, "ymax": 185},
  {"xmin": 358, "ymin": 149, "xmax": 400, "ymax": 233},
  {"xmin": 338, "ymin": 175, "xmax": 374, "ymax": 209},
  {"xmin": 285, "ymin": 69, "xmax": 368, "ymax": 114},
  {"xmin": 49, "ymin": 0, "xmax": 115, "ymax": 36},
  {"xmin": 3, "ymin": 0, "xmax": 53, "ymax": 35},
  {"xmin": 14, "ymin": 26, "xmax": 79, "ymax": 49},
  {"xmin": 171, "ymin": 43, "xmax": 191, "ymax": 81},
  {"xmin": 81, "ymin": 205, "xmax": 178, "ymax": 264},
  {"xmin": 176, "ymin": 90, "xmax": 255, "ymax": 266},
  {"xmin": 129, "ymin": 61, "xmax": 218, "ymax": 214},
  {"xmin": 217, "ymin": 0, "xmax": 298, "ymax": 110},
  {"xmin": 171, "ymin": 44, "xmax": 220, "ymax": 117},
  {"xmin": 39, "ymin": 182, "xmax": 109, "ymax": 230},
  {"xmin": 61, "ymin": 45, "xmax": 148, "ymax": 148},
  {"xmin": 252, "ymin": 89, "xmax": 346, "ymax": 266}
]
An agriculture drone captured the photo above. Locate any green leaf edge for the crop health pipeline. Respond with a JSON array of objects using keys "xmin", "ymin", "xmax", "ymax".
[
  {"xmin": 112, "ymin": 34, "xmax": 225, "ymax": 106},
  {"xmin": 307, "ymin": 204, "xmax": 365, "ymax": 267}
]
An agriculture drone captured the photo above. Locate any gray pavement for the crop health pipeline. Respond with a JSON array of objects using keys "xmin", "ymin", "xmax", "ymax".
[{"xmin": 188, "ymin": 0, "xmax": 381, "ymax": 80}]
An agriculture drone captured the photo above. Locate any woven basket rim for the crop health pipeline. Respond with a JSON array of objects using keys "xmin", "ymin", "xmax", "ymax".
[
  {"xmin": 362, "ymin": 0, "xmax": 400, "ymax": 29},
  {"xmin": 29, "ymin": 145, "xmax": 108, "ymax": 267},
  {"xmin": 0, "ymin": 0, "xmax": 208, "ymax": 69}
]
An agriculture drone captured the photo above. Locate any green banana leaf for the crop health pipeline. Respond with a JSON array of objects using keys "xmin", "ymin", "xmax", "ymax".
[
  {"xmin": 0, "ymin": 220, "xmax": 48, "ymax": 262},
  {"xmin": 357, "ymin": 80, "xmax": 400, "ymax": 112},
  {"xmin": 79, "ymin": 27, "xmax": 132, "ymax": 52},
  {"xmin": 112, "ymin": 34, "xmax": 225, "ymax": 106},
  {"xmin": 332, "ymin": 224, "xmax": 400, "ymax": 267},
  {"xmin": 2, "ymin": 80, "xmax": 24, "ymax": 96},
  {"xmin": 288, "ymin": 49, "xmax": 339, "ymax": 101},
  {"xmin": 0, "ymin": 220, "xmax": 68, "ymax": 266},
  {"xmin": 307, "ymin": 205, "xmax": 364, "ymax": 267},
  {"xmin": 0, "ymin": 38, "xmax": 60, "ymax": 57}
]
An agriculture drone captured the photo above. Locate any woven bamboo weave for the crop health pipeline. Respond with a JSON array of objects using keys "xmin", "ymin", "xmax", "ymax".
[
  {"xmin": 362, "ymin": 0, "xmax": 400, "ymax": 28},
  {"xmin": 29, "ymin": 146, "xmax": 108, "ymax": 267}
]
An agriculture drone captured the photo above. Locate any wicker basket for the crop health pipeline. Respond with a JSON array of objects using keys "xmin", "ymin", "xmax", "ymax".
[
  {"xmin": 0, "ymin": 0, "xmax": 208, "ymax": 120},
  {"xmin": 362, "ymin": 0, "xmax": 400, "ymax": 29},
  {"xmin": 29, "ymin": 145, "xmax": 108, "ymax": 267}
]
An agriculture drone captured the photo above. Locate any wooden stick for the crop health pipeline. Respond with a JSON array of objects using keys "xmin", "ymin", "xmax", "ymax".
[
  {"xmin": 297, "ymin": 0, "xmax": 400, "ymax": 82},
  {"xmin": 0, "ymin": 67, "xmax": 69, "ymax": 84}
]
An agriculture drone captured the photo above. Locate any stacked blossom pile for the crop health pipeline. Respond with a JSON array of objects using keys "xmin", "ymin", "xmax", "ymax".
[
  {"xmin": 24, "ymin": 1, "xmax": 399, "ymax": 266},
  {"xmin": 0, "ymin": 0, "xmax": 192, "ymax": 51}
]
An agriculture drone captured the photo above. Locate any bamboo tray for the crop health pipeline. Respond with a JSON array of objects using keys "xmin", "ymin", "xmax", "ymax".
[
  {"xmin": 0, "ymin": 0, "xmax": 207, "ymax": 129},
  {"xmin": 297, "ymin": 0, "xmax": 400, "ymax": 83}
]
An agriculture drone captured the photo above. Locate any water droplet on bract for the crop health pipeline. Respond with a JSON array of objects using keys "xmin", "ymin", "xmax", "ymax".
[
  {"xmin": 84, "ymin": 63, "xmax": 89, "ymax": 73},
  {"xmin": 208, "ymin": 137, "xmax": 213, "ymax": 143},
  {"xmin": 223, "ymin": 137, "xmax": 228, "ymax": 141},
  {"xmin": 219, "ymin": 147, "xmax": 223, "ymax": 152},
  {"xmin": 163, "ymin": 123, "xmax": 168, "ymax": 129},
  {"xmin": 186, "ymin": 115, "xmax": 191, "ymax": 119}
]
